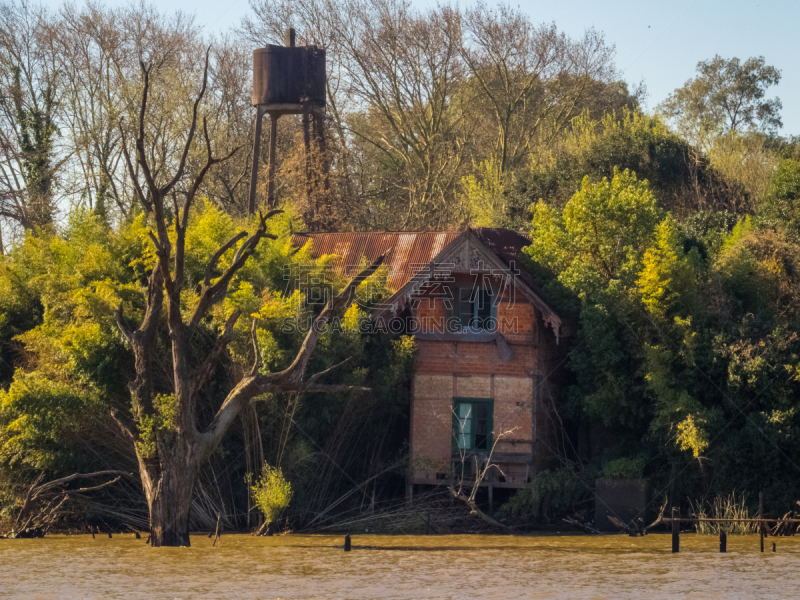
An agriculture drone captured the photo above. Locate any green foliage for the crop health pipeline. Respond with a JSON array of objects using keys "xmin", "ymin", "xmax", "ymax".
[
  {"xmin": 511, "ymin": 109, "xmax": 734, "ymax": 224},
  {"xmin": 658, "ymin": 55, "xmax": 782, "ymax": 139},
  {"xmin": 600, "ymin": 457, "xmax": 644, "ymax": 479},
  {"xmin": 0, "ymin": 203, "xmax": 417, "ymax": 528},
  {"xmin": 676, "ymin": 414, "xmax": 709, "ymax": 458},
  {"xmin": 637, "ymin": 216, "xmax": 697, "ymax": 318},
  {"xmin": 522, "ymin": 144, "xmax": 800, "ymax": 505},
  {"xmin": 503, "ymin": 469, "xmax": 588, "ymax": 518},
  {"xmin": 759, "ymin": 159, "xmax": 800, "ymax": 238},
  {"xmin": 0, "ymin": 371, "xmax": 105, "ymax": 470},
  {"xmin": 527, "ymin": 168, "xmax": 663, "ymax": 294},
  {"xmin": 460, "ymin": 156, "xmax": 507, "ymax": 227},
  {"xmin": 135, "ymin": 394, "xmax": 178, "ymax": 459},
  {"xmin": 249, "ymin": 462, "xmax": 292, "ymax": 527}
]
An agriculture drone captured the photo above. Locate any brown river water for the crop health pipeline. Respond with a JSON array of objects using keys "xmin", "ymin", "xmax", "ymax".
[{"xmin": 1, "ymin": 533, "xmax": 797, "ymax": 599}]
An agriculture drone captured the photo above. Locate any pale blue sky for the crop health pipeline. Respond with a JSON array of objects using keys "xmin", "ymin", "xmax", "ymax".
[{"xmin": 45, "ymin": 0, "xmax": 800, "ymax": 134}]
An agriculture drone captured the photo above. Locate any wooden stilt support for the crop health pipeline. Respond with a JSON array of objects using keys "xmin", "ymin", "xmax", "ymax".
[
  {"xmin": 720, "ymin": 530, "xmax": 726, "ymax": 553},
  {"xmin": 344, "ymin": 533, "xmax": 351, "ymax": 552},
  {"xmin": 671, "ymin": 507, "xmax": 680, "ymax": 553},
  {"xmin": 773, "ymin": 542, "xmax": 776, "ymax": 552}
]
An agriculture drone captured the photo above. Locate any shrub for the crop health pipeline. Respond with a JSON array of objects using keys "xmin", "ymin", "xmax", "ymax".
[{"xmin": 249, "ymin": 462, "xmax": 293, "ymax": 527}]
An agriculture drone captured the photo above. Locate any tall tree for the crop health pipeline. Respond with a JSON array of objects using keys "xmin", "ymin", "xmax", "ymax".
[
  {"xmin": 659, "ymin": 55, "xmax": 782, "ymax": 143},
  {"xmin": 115, "ymin": 55, "xmax": 384, "ymax": 546},
  {"xmin": 459, "ymin": 3, "xmax": 616, "ymax": 174},
  {"xmin": 0, "ymin": 0, "xmax": 59, "ymax": 234}
]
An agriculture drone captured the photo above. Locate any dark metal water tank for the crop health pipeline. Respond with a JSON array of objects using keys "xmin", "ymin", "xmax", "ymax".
[{"xmin": 252, "ymin": 45, "xmax": 326, "ymax": 108}]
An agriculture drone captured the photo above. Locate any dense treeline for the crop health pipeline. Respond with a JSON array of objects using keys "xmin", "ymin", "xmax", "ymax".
[{"xmin": 1, "ymin": 0, "xmax": 799, "ymax": 529}]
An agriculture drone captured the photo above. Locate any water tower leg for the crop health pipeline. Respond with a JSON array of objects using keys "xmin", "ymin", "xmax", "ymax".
[
  {"xmin": 302, "ymin": 108, "xmax": 314, "ymax": 226},
  {"xmin": 267, "ymin": 112, "xmax": 279, "ymax": 209},
  {"xmin": 248, "ymin": 105, "xmax": 267, "ymax": 214},
  {"xmin": 313, "ymin": 109, "xmax": 329, "ymax": 189}
]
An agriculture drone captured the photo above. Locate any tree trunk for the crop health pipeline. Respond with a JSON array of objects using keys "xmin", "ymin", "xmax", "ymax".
[{"xmin": 147, "ymin": 461, "xmax": 197, "ymax": 547}]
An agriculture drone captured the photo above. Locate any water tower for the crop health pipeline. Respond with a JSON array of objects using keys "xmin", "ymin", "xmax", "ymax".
[{"xmin": 248, "ymin": 28, "xmax": 327, "ymax": 214}]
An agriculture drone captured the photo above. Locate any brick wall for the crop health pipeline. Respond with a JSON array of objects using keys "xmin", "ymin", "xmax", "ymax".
[{"xmin": 410, "ymin": 291, "xmax": 563, "ymax": 488}]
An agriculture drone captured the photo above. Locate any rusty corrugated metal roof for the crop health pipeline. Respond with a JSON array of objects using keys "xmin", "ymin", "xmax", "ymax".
[
  {"xmin": 290, "ymin": 228, "xmax": 532, "ymax": 291},
  {"xmin": 290, "ymin": 230, "xmax": 460, "ymax": 290}
]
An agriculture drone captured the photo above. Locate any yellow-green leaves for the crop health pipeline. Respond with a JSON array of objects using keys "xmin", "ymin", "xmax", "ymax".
[
  {"xmin": 527, "ymin": 168, "xmax": 664, "ymax": 297},
  {"xmin": 637, "ymin": 216, "xmax": 695, "ymax": 318},
  {"xmin": 249, "ymin": 462, "xmax": 292, "ymax": 527},
  {"xmin": 460, "ymin": 155, "xmax": 506, "ymax": 227},
  {"xmin": 676, "ymin": 414, "xmax": 709, "ymax": 458},
  {"xmin": 135, "ymin": 394, "xmax": 178, "ymax": 459}
]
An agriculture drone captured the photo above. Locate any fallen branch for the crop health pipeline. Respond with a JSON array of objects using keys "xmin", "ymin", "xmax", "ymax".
[
  {"xmin": 563, "ymin": 517, "xmax": 600, "ymax": 534},
  {"xmin": 644, "ymin": 496, "xmax": 669, "ymax": 532},
  {"xmin": 8, "ymin": 471, "xmax": 131, "ymax": 538},
  {"xmin": 448, "ymin": 486, "xmax": 510, "ymax": 531}
]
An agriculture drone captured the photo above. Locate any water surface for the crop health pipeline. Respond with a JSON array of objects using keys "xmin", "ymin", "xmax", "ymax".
[{"xmin": 1, "ymin": 533, "xmax": 796, "ymax": 599}]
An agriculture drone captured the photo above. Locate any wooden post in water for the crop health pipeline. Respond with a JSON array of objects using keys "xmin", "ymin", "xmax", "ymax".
[
  {"xmin": 671, "ymin": 507, "xmax": 680, "ymax": 553},
  {"xmin": 760, "ymin": 492, "xmax": 765, "ymax": 553},
  {"xmin": 212, "ymin": 512, "xmax": 221, "ymax": 547},
  {"xmin": 720, "ymin": 530, "xmax": 727, "ymax": 553},
  {"xmin": 344, "ymin": 533, "xmax": 352, "ymax": 552},
  {"xmin": 773, "ymin": 542, "xmax": 776, "ymax": 552}
]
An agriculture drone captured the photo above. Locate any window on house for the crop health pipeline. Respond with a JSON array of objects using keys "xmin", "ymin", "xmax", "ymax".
[
  {"xmin": 454, "ymin": 286, "xmax": 495, "ymax": 330},
  {"xmin": 453, "ymin": 398, "xmax": 493, "ymax": 451}
]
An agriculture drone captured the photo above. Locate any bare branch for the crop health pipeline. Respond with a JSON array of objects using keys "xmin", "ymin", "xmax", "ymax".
[
  {"xmin": 147, "ymin": 230, "xmax": 161, "ymax": 252},
  {"xmin": 198, "ymin": 252, "xmax": 388, "ymax": 458},
  {"xmin": 193, "ymin": 308, "xmax": 242, "ymax": 396},
  {"xmin": 281, "ymin": 250, "xmax": 390, "ymax": 384},
  {"xmin": 134, "ymin": 61, "xmax": 157, "ymax": 198},
  {"xmin": 114, "ymin": 302, "xmax": 133, "ymax": 345},
  {"xmin": 118, "ymin": 119, "xmax": 149, "ymax": 212},
  {"xmin": 187, "ymin": 210, "xmax": 282, "ymax": 334},
  {"xmin": 162, "ymin": 47, "xmax": 210, "ymax": 195},
  {"xmin": 110, "ymin": 409, "xmax": 137, "ymax": 443},
  {"xmin": 34, "ymin": 470, "xmax": 132, "ymax": 498},
  {"xmin": 201, "ymin": 230, "xmax": 248, "ymax": 288},
  {"xmin": 181, "ymin": 117, "xmax": 241, "ymax": 232},
  {"xmin": 70, "ymin": 476, "xmax": 123, "ymax": 495},
  {"xmin": 304, "ymin": 357, "xmax": 352, "ymax": 385},
  {"xmin": 250, "ymin": 318, "xmax": 262, "ymax": 375}
]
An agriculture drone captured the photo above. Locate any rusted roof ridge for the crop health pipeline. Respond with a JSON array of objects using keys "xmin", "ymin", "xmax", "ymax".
[{"xmin": 290, "ymin": 231, "xmax": 462, "ymax": 291}]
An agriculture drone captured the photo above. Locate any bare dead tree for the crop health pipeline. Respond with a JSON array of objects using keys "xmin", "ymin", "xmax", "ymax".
[
  {"xmin": 115, "ymin": 53, "xmax": 386, "ymax": 546},
  {"xmin": 449, "ymin": 414, "xmax": 516, "ymax": 530}
]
